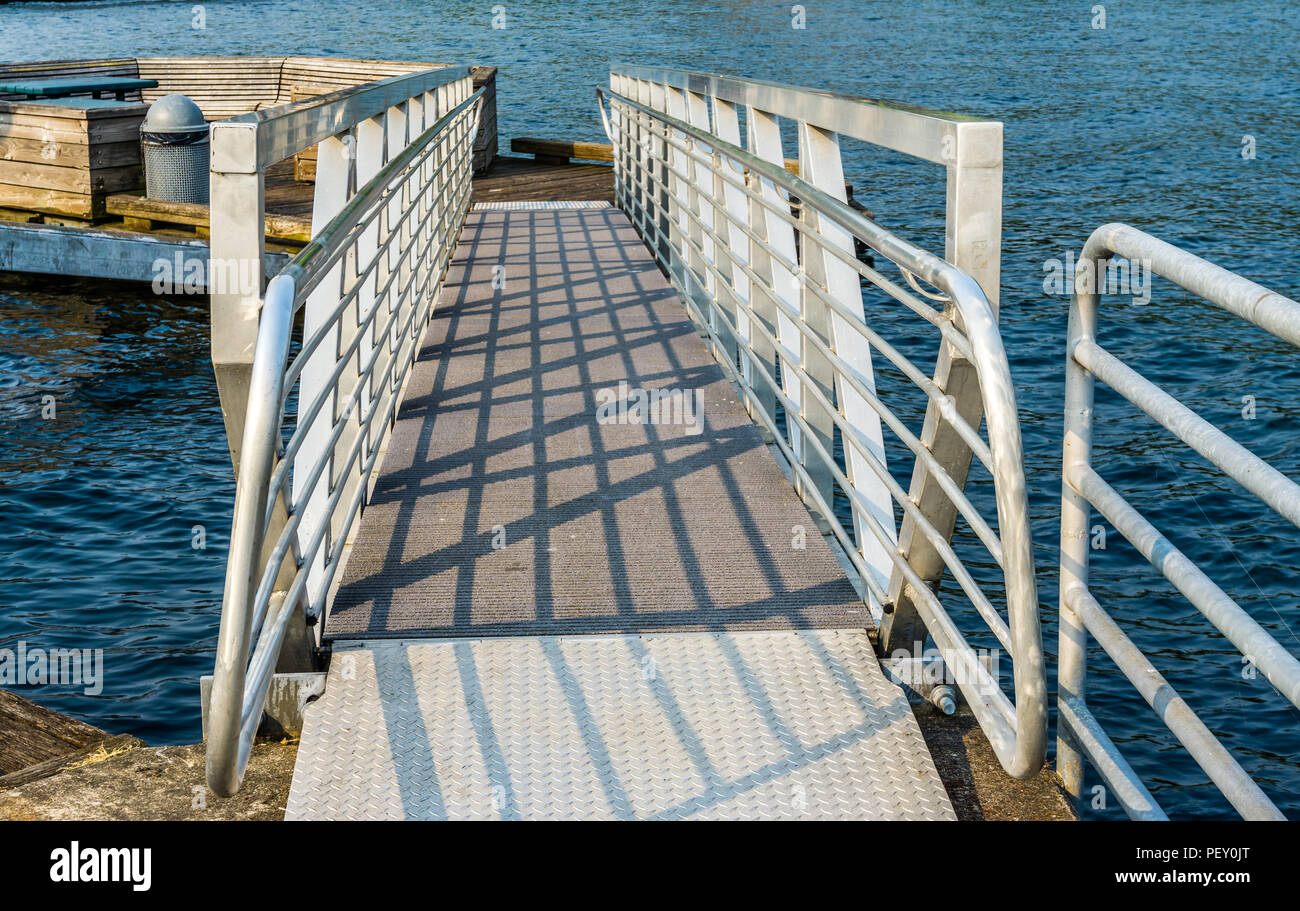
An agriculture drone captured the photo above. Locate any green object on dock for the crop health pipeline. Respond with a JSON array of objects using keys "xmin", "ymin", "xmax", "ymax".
[{"xmin": 0, "ymin": 75, "xmax": 158, "ymax": 100}]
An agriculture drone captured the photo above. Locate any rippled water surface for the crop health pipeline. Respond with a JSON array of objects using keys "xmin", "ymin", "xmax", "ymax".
[{"xmin": 0, "ymin": 0, "xmax": 1297, "ymax": 818}]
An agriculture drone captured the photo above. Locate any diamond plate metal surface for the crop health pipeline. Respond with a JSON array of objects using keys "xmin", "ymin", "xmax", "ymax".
[{"xmin": 286, "ymin": 630, "xmax": 955, "ymax": 820}]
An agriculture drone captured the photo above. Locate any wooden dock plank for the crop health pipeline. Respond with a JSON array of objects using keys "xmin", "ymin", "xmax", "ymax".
[
  {"xmin": 261, "ymin": 153, "xmax": 615, "ymax": 217},
  {"xmin": 106, "ymin": 189, "xmax": 311, "ymax": 243},
  {"xmin": 471, "ymin": 154, "xmax": 614, "ymax": 203},
  {"xmin": 0, "ymin": 688, "xmax": 112, "ymax": 777},
  {"xmin": 263, "ymin": 158, "xmax": 314, "ymax": 219},
  {"xmin": 511, "ymin": 136, "xmax": 614, "ymax": 163},
  {"xmin": 0, "ymin": 153, "xmax": 611, "ymax": 249}
]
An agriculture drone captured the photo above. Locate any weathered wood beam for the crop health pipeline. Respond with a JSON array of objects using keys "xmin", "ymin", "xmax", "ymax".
[{"xmin": 105, "ymin": 192, "xmax": 311, "ymax": 243}]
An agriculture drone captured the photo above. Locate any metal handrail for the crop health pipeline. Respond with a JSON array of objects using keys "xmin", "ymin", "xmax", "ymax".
[
  {"xmin": 598, "ymin": 73, "xmax": 1046, "ymax": 779},
  {"xmin": 1059, "ymin": 223, "xmax": 1300, "ymax": 819},
  {"xmin": 206, "ymin": 85, "xmax": 483, "ymax": 797},
  {"xmin": 211, "ymin": 64, "xmax": 476, "ymax": 171}
]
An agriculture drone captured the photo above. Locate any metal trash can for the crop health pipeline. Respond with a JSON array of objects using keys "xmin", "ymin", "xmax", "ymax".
[{"xmin": 141, "ymin": 94, "xmax": 210, "ymax": 204}]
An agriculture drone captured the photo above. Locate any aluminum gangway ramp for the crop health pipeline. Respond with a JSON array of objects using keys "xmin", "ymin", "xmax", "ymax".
[{"xmin": 285, "ymin": 202, "xmax": 955, "ymax": 820}]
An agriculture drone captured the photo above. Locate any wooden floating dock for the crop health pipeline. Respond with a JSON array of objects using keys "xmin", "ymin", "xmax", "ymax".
[
  {"xmin": 0, "ymin": 150, "xmax": 882, "ymax": 281},
  {"xmin": 0, "ymin": 57, "xmax": 499, "ymax": 276}
]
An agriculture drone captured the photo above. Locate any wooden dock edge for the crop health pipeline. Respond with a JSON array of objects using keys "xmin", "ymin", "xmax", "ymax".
[
  {"xmin": 105, "ymin": 193, "xmax": 312, "ymax": 244},
  {"xmin": 0, "ymin": 734, "xmax": 142, "ymax": 789},
  {"xmin": 0, "ymin": 220, "xmax": 289, "ymax": 285},
  {"xmin": 0, "ymin": 688, "xmax": 296, "ymax": 820},
  {"xmin": 0, "ymin": 687, "xmax": 130, "ymax": 786}
]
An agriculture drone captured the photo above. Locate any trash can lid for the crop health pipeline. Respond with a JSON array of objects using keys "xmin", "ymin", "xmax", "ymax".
[{"xmin": 142, "ymin": 93, "xmax": 208, "ymax": 134}]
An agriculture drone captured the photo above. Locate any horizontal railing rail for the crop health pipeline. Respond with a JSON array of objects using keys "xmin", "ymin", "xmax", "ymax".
[
  {"xmin": 205, "ymin": 82, "xmax": 483, "ymax": 796},
  {"xmin": 599, "ymin": 67, "xmax": 1046, "ymax": 779},
  {"xmin": 211, "ymin": 64, "xmax": 476, "ymax": 172},
  {"xmin": 1058, "ymin": 223, "xmax": 1300, "ymax": 819}
]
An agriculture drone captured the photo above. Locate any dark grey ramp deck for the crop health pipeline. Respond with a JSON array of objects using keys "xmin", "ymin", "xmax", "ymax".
[{"xmin": 324, "ymin": 204, "xmax": 870, "ymax": 640}]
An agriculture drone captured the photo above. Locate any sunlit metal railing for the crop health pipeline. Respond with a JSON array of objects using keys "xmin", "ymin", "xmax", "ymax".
[
  {"xmin": 599, "ymin": 66, "xmax": 1046, "ymax": 779},
  {"xmin": 1058, "ymin": 223, "xmax": 1300, "ymax": 819},
  {"xmin": 206, "ymin": 73, "xmax": 482, "ymax": 796}
]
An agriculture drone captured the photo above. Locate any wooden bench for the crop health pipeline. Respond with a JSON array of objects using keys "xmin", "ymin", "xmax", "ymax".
[
  {"xmin": 0, "ymin": 58, "xmax": 142, "ymax": 103},
  {"xmin": 134, "ymin": 56, "xmax": 286, "ymax": 120},
  {"xmin": 25, "ymin": 98, "xmax": 147, "ymax": 110}
]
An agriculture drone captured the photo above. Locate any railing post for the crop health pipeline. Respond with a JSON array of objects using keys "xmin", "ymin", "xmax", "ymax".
[
  {"xmin": 663, "ymin": 85, "xmax": 690, "ymax": 285},
  {"xmin": 790, "ymin": 121, "xmax": 840, "ymax": 526},
  {"xmin": 435, "ymin": 84, "xmax": 454, "ymax": 252},
  {"xmin": 683, "ymin": 90, "xmax": 728, "ymax": 364},
  {"xmin": 424, "ymin": 88, "xmax": 444, "ymax": 267},
  {"xmin": 297, "ymin": 132, "xmax": 351, "ymax": 619},
  {"xmin": 623, "ymin": 84, "xmax": 648, "ymax": 231},
  {"xmin": 881, "ymin": 120, "xmax": 1004, "ymax": 653},
  {"xmin": 796, "ymin": 123, "xmax": 896, "ymax": 611},
  {"xmin": 417, "ymin": 89, "xmax": 437, "ymax": 303},
  {"xmin": 402, "ymin": 94, "xmax": 425, "ymax": 336},
  {"xmin": 211, "ymin": 119, "xmax": 314, "ymax": 673},
  {"xmin": 373, "ymin": 101, "xmax": 409, "ymax": 459},
  {"xmin": 330, "ymin": 113, "xmax": 384, "ymax": 552},
  {"xmin": 740, "ymin": 108, "xmax": 784, "ymax": 438},
  {"xmin": 646, "ymin": 80, "xmax": 670, "ymax": 264},
  {"xmin": 612, "ymin": 74, "xmax": 636, "ymax": 220},
  {"xmin": 1058, "ymin": 273, "xmax": 1097, "ymax": 802},
  {"xmin": 632, "ymin": 77, "xmax": 656, "ymax": 240},
  {"xmin": 746, "ymin": 109, "xmax": 806, "ymax": 490},
  {"xmin": 208, "ymin": 120, "xmax": 265, "ymax": 474},
  {"xmin": 706, "ymin": 96, "xmax": 742, "ymax": 370},
  {"xmin": 607, "ymin": 75, "xmax": 626, "ymax": 208}
]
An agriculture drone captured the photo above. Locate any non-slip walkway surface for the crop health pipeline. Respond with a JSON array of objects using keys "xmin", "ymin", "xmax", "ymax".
[
  {"xmin": 287, "ymin": 631, "xmax": 955, "ymax": 820},
  {"xmin": 290, "ymin": 202, "xmax": 954, "ymax": 820},
  {"xmin": 324, "ymin": 204, "xmax": 871, "ymax": 640}
]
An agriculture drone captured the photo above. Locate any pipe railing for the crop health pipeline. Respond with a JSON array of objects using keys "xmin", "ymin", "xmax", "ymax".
[
  {"xmin": 599, "ymin": 67, "xmax": 1046, "ymax": 780},
  {"xmin": 1058, "ymin": 223, "xmax": 1300, "ymax": 819},
  {"xmin": 205, "ymin": 79, "xmax": 483, "ymax": 797}
]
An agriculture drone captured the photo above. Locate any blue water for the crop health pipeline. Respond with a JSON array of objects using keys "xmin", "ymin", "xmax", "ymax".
[{"xmin": 0, "ymin": 0, "xmax": 1296, "ymax": 818}]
